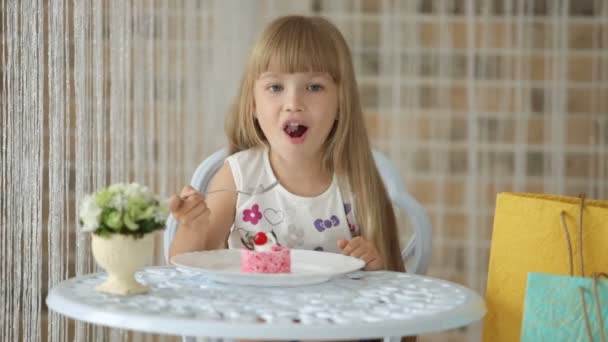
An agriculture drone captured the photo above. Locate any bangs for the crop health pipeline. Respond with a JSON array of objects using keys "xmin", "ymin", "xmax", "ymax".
[{"xmin": 252, "ymin": 17, "xmax": 342, "ymax": 82}]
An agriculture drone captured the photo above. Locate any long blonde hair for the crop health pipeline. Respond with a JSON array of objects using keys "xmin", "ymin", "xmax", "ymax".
[{"xmin": 225, "ymin": 15, "xmax": 404, "ymax": 272}]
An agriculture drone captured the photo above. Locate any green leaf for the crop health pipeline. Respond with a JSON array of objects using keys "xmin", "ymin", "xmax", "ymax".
[
  {"xmin": 103, "ymin": 210, "xmax": 123, "ymax": 230},
  {"xmin": 95, "ymin": 189, "xmax": 114, "ymax": 207},
  {"xmin": 124, "ymin": 212, "xmax": 138, "ymax": 230}
]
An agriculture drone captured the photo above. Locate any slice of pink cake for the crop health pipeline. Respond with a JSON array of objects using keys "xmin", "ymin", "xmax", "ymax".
[
  {"xmin": 241, "ymin": 245, "xmax": 291, "ymax": 273},
  {"xmin": 240, "ymin": 231, "xmax": 291, "ymax": 273}
]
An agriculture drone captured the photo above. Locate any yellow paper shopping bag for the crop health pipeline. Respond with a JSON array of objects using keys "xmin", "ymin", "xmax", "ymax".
[{"xmin": 483, "ymin": 193, "xmax": 608, "ymax": 342}]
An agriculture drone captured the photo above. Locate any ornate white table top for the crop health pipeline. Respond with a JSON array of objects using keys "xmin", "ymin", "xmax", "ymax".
[{"xmin": 46, "ymin": 267, "xmax": 486, "ymax": 340}]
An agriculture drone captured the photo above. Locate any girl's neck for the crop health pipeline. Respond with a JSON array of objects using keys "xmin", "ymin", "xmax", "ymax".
[{"xmin": 268, "ymin": 148, "xmax": 332, "ymax": 197}]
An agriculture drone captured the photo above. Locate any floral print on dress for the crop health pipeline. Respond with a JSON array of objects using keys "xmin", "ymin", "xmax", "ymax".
[
  {"xmin": 243, "ymin": 204, "xmax": 262, "ymax": 225},
  {"xmin": 344, "ymin": 203, "xmax": 352, "ymax": 215},
  {"xmin": 344, "ymin": 203, "xmax": 359, "ymax": 235},
  {"xmin": 313, "ymin": 215, "xmax": 340, "ymax": 232}
]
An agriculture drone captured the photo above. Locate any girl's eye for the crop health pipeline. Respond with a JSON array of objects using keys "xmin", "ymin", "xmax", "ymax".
[
  {"xmin": 307, "ymin": 84, "xmax": 324, "ymax": 92},
  {"xmin": 268, "ymin": 84, "xmax": 283, "ymax": 92}
]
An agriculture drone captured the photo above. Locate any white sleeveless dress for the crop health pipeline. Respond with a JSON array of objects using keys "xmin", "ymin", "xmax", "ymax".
[{"xmin": 225, "ymin": 147, "xmax": 359, "ymax": 253}]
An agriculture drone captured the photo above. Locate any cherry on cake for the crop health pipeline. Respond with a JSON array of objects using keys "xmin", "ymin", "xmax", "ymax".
[{"xmin": 240, "ymin": 231, "xmax": 291, "ymax": 273}]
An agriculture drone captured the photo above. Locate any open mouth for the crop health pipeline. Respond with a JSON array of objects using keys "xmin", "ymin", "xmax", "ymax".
[{"xmin": 283, "ymin": 122, "xmax": 308, "ymax": 138}]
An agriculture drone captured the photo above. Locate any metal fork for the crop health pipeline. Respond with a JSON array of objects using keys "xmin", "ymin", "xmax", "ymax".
[{"xmin": 204, "ymin": 180, "xmax": 279, "ymax": 196}]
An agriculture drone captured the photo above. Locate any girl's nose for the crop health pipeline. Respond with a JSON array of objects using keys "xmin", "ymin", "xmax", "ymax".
[{"xmin": 284, "ymin": 90, "xmax": 304, "ymax": 112}]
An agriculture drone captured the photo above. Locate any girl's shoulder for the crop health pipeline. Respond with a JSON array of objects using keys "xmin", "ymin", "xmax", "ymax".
[{"xmin": 225, "ymin": 146, "xmax": 271, "ymax": 188}]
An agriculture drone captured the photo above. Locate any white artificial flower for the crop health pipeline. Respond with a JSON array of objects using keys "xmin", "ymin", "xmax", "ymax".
[
  {"xmin": 124, "ymin": 182, "xmax": 141, "ymax": 197},
  {"xmin": 80, "ymin": 195, "xmax": 102, "ymax": 232},
  {"xmin": 108, "ymin": 182, "xmax": 126, "ymax": 192},
  {"xmin": 153, "ymin": 210, "xmax": 167, "ymax": 224},
  {"xmin": 109, "ymin": 193, "xmax": 128, "ymax": 209},
  {"xmin": 80, "ymin": 182, "xmax": 167, "ymax": 235},
  {"xmin": 125, "ymin": 182, "xmax": 154, "ymax": 202}
]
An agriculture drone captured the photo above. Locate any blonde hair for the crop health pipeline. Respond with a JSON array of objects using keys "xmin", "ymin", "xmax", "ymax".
[{"xmin": 225, "ymin": 15, "xmax": 404, "ymax": 272}]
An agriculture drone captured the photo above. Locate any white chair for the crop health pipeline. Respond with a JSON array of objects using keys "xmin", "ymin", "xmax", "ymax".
[{"xmin": 163, "ymin": 147, "xmax": 432, "ymax": 275}]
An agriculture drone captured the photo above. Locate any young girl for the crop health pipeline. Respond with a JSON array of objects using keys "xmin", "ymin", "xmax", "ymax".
[{"xmin": 168, "ymin": 15, "xmax": 405, "ymax": 273}]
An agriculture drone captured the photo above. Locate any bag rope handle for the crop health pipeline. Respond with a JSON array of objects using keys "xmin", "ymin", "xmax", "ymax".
[
  {"xmin": 559, "ymin": 194, "xmax": 585, "ymax": 277},
  {"xmin": 560, "ymin": 195, "xmax": 606, "ymax": 342},
  {"xmin": 579, "ymin": 273, "xmax": 607, "ymax": 342}
]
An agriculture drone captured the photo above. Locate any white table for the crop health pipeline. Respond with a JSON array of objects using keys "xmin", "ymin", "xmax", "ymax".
[{"xmin": 46, "ymin": 266, "xmax": 486, "ymax": 340}]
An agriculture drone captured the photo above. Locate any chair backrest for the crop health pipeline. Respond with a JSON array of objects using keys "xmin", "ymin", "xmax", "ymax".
[{"xmin": 164, "ymin": 148, "xmax": 432, "ymax": 274}]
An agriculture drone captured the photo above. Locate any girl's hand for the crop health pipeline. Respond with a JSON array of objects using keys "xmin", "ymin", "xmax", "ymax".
[
  {"xmin": 168, "ymin": 186, "xmax": 210, "ymax": 228},
  {"xmin": 337, "ymin": 236, "xmax": 385, "ymax": 271}
]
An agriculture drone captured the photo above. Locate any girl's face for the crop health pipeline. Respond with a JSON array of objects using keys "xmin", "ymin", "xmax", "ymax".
[{"xmin": 253, "ymin": 71, "xmax": 338, "ymax": 160}]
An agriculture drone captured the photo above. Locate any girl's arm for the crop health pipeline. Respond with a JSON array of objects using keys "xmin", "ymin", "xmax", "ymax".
[{"xmin": 168, "ymin": 163, "xmax": 237, "ymax": 259}]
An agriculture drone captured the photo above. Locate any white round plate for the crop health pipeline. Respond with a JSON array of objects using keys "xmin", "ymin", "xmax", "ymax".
[{"xmin": 170, "ymin": 249, "xmax": 365, "ymax": 286}]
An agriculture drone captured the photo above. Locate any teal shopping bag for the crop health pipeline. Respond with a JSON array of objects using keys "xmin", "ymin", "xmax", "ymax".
[{"xmin": 521, "ymin": 273, "xmax": 607, "ymax": 341}]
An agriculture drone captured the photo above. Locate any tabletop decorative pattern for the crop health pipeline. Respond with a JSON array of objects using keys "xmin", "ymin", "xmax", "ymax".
[{"xmin": 46, "ymin": 267, "xmax": 485, "ymax": 340}]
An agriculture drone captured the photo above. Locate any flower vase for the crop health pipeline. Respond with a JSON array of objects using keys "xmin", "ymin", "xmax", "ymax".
[{"xmin": 91, "ymin": 233, "xmax": 155, "ymax": 296}]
